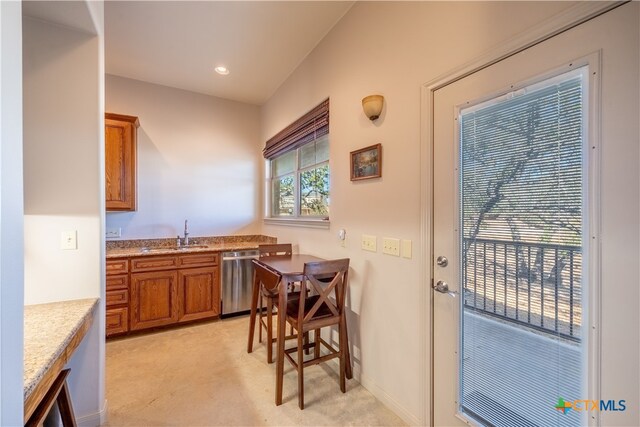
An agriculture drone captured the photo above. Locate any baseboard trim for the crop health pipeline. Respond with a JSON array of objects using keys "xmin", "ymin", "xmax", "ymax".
[
  {"xmin": 354, "ymin": 365, "xmax": 423, "ymax": 426},
  {"xmin": 321, "ymin": 357, "xmax": 421, "ymax": 425},
  {"xmin": 76, "ymin": 399, "xmax": 107, "ymax": 427}
]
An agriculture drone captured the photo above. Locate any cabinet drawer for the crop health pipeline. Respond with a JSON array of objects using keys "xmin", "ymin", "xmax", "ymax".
[
  {"xmin": 178, "ymin": 252, "xmax": 219, "ymax": 268},
  {"xmin": 106, "ymin": 289, "xmax": 129, "ymax": 307},
  {"xmin": 106, "ymin": 274, "xmax": 129, "ymax": 291},
  {"xmin": 131, "ymin": 256, "xmax": 179, "ymax": 272},
  {"xmin": 106, "ymin": 307, "xmax": 129, "ymax": 336},
  {"xmin": 106, "ymin": 259, "xmax": 129, "ymax": 275}
]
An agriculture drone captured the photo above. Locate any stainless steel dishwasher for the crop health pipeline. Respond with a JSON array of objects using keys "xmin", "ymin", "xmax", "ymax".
[{"xmin": 221, "ymin": 250, "xmax": 259, "ymax": 317}]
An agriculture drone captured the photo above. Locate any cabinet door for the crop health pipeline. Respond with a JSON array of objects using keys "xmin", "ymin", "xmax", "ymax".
[
  {"xmin": 178, "ymin": 267, "xmax": 220, "ymax": 322},
  {"xmin": 130, "ymin": 271, "xmax": 179, "ymax": 330},
  {"xmin": 105, "ymin": 114, "xmax": 138, "ymax": 211}
]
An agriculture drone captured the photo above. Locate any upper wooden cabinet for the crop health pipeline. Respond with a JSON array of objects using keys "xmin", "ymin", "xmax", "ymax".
[{"xmin": 105, "ymin": 113, "xmax": 139, "ymax": 211}]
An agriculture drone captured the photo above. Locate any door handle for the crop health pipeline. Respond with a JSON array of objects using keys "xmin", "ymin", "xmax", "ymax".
[
  {"xmin": 222, "ymin": 255, "xmax": 259, "ymax": 261},
  {"xmin": 433, "ymin": 280, "xmax": 457, "ymax": 298}
]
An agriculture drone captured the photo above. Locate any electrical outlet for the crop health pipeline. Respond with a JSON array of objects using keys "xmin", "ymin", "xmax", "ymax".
[
  {"xmin": 351, "ymin": 345, "xmax": 361, "ymax": 361},
  {"xmin": 402, "ymin": 239, "xmax": 412, "ymax": 259},
  {"xmin": 61, "ymin": 230, "xmax": 77, "ymax": 250},
  {"xmin": 382, "ymin": 237, "xmax": 400, "ymax": 256},
  {"xmin": 106, "ymin": 228, "xmax": 122, "ymax": 239},
  {"xmin": 361, "ymin": 234, "xmax": 377, "ymax": 252}
]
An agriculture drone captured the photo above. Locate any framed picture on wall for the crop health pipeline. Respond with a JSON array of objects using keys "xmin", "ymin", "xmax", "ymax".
[{"xmin": 350, "ymin": 143, "xmax": 382, "ymax": 181}]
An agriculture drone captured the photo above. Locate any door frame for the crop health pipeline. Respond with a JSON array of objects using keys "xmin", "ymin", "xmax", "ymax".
[{"xmin": 419, "ymin": 2, "xmax": 621, "ymax": 424}]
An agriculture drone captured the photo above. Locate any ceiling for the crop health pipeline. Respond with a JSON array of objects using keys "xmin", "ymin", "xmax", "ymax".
[
  {"xmin": 105, "ymin": 1, "xmax": 354, "ymax": 105},
  {"xmin": 23, "ymin": 1, "xmax": 98, "ymax": 35}
]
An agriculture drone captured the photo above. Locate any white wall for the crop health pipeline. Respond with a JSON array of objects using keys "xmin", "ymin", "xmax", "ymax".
[
  {"xmin": 260, "ymin": 2, "xmax": 580, "ymax": 424},
  {"xmin": 0, "ymin": 1, "xmax": 24, "ymax": 424},
  {"xmin": 592, "ymin": 5, "xmax": 640, "ymax": 424},
  {"xmin": 105, "ymin": 75, "xmax": 262, "ymax": 240},
  {"xmin": 22, "ymin": 5, "xmax": 105, "ymax": 423},
  {"xmin": 23, "ymin": 17, "xmax": 102, "ymax": 303}
]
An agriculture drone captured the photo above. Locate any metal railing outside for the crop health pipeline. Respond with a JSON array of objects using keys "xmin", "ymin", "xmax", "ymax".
[{"xmin": 462, "ymin": 238, "xmax": 582, "ymax": 342}]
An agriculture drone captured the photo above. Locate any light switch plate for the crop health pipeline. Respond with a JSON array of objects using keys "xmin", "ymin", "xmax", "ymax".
[
  {"xmin": 402, "ymin": 239, "xmax": 412, "ymax": 259},
  {"xmin": 382, "ymin": 237, "xmax": 400, "ymax": 256},
  {"xmin": 338, "ymin": 229, "xmax": 347, "ymax": 248},
  {"xmin": 61, "ymin": 230, "xmax": 77, "ymax": 250},
  {"xmin": 361, "ymin": 234, "xmax": 377, "ymax": 252}
]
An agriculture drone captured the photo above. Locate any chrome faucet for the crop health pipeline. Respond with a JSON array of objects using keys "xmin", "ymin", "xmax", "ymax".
[{"xmin": 182, "ymin": 219, "xmax": 190, "ymax": 247}]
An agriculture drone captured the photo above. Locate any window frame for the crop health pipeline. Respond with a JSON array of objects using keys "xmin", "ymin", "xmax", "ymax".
[{"xmin": 265, "ymin": 137, "xmax": 330, "ymax": 228}]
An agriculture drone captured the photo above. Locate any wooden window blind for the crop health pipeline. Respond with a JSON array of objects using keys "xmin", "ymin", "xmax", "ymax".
[{"xmin": 263, "ymin": 98, "xmax": 329, "ymax": 159}]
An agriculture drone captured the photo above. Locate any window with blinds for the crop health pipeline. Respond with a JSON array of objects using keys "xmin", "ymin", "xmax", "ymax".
[
  {"xmin": 270, "ymin": 135, "xmax": 329, "ymax": 217},
  {"xmin": 458, "ymin": 68, "xmax": 587, "ymax": 427},
  {"xmin": 265, "ymin": 99, "xmax": 330, "ymax": 219}
]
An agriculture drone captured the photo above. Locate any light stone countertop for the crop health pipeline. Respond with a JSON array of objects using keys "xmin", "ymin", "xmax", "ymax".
[
  {"xmin": 24, "ymin": 298, "xmax": 98, "ymax": 401},
  {"xmin": 106, "ymin": 240, "xmax": 270, "ymax": 258}
]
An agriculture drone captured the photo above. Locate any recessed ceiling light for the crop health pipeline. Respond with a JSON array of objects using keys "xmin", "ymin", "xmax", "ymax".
[{"xmin": 214, "ymin": 66, "xmax": 229, "ymax": 75}]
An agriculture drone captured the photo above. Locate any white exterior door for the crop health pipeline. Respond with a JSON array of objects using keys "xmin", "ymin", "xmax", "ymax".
[{"xmin": 432, "ymin": 4, "xmax": 638, "ymax": 426}]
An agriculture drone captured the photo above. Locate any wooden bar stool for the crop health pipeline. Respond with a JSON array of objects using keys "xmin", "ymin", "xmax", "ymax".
[
  {"xmin": 277, "ymin": 258, "xmax": 351, "ymax": 409},
  {"xmin": 247, "ymin": 247, "xmax": 293, "ymax": 358},
  {"xmin": 258, "ymin": 243, "xmax": 293, "ymax": 258},
  {"xmin": 257, "ymin": 244, "xmax": 293, "ymax": 350},
  {"xmin": 252, "ymin": 261, "xmax": 285, "ymax": 363}
]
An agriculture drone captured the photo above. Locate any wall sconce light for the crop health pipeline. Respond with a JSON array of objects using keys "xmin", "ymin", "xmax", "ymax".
[{"xmin": 362, "ymin": 94, "xmax": 384, "ymax": 121}]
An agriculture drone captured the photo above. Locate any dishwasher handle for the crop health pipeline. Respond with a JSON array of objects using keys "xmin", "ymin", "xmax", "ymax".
[{"xmin": 222, "ymin": 255, "xmax": 259, "ymax": 261}]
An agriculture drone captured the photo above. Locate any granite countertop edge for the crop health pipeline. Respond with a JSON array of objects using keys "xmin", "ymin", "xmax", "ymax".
[
  {"xmin": 106, "ymin": 236, "xmax": 275, "ymax": 258},
  {"xmin": 24, "ymin": 298, "xmax": 99, "ymax": 400}
]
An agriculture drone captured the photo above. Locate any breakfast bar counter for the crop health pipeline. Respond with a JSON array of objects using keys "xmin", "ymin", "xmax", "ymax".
[{"xmin": 24, "ymin": 298, "xmax": 99, "ymax": 422}]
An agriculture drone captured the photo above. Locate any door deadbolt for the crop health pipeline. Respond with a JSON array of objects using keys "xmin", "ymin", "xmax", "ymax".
[{"xmin": 436, "ymin": 256, "xmax": 448, "ymax": 267}]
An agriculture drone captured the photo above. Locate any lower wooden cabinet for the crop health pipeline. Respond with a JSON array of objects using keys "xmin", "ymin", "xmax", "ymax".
[
  {"xmin": 106, "ymin": 307, "xmax": 129, "ymax": 335},
  {"xmin": 130, "ymin": 270, "xmax": 179, "ymax": 331},
  {"xmin": 178, "ymin": 267, "xmax": 220, "ymax": 322},
  {"xmin": 107, "ymin": 253, "xmax": 221, "ymax": 337},
  {"xmin": 106, "ymin": 271, "xmax": 130, "ymax": 337}
]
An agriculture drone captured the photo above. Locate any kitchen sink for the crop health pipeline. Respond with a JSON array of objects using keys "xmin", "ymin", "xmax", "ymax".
[{"xmin": 139, "ymin": 245, "xmax": 209, "ymax": 253}]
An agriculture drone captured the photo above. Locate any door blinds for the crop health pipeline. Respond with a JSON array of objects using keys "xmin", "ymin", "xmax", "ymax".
[{"xmin": 459, "ymin": 68, "xmax": 586, "ymax": 427}]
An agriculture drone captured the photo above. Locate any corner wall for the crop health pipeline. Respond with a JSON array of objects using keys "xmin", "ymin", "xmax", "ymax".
[
  {"xmin": 0, "ymin": 1, "xmax": 24, "ymax": 424},
  {"xmin": 22, "ymin": 7, "xmax": 105, "ymax": 423},
  {"xmin": 105, "ymin": 75, "xmax": 262, "ymax": 240},
  {"xmin": 22, "ymin": 17, "xmax": 102, "ymax": 304},
  {"xmin": 259, "ymin": 2, "xmax": 578, "ymax": 423}
]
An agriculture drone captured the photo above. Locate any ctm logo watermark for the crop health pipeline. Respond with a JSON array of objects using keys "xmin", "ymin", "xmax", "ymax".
[{"xmin": 555, "ymin": 397, "xmax": 626, "ymax": 414}]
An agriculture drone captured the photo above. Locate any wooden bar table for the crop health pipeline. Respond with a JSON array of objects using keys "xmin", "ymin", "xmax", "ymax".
[{"xmin": 248, "ymin": 254, "xmax": 352, "ymax": 405}]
